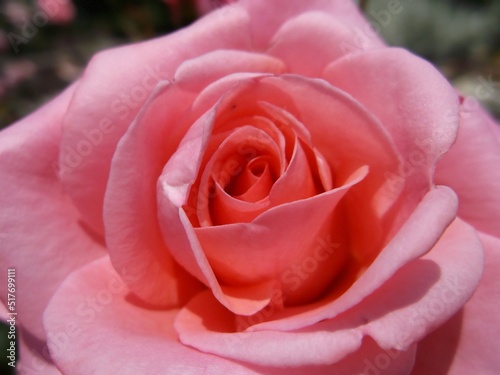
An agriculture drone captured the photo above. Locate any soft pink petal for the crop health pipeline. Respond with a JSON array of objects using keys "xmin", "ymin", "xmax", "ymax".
[
  {"xmin": 43, "ymin": 257, "xmax": 265, "ymax": 375},
  {"xmin": 0, "ymin": 84, "xmax": 104, "ymax": 341},
  {"xmin": 196, "ymin": 166, "xmax": 367, "ymax": 289},
  {"xmin": 436, "ymin": 105, "xmax": 500, "ymax": 237},
  {"xmin": 247, "ymin": 186, "xmax": 458, "ymax": 332},
  {"xmin": 176, "ymin": 217, "xmax": 481, "ymax": 369},
  {"xmin": 267, "ymin": 11, "xmax": 382, "ymax": 76},
  {"xmin": 153, "ymin": 92, "xmax": 278, "ymax": 315},
  {"xmin": 15, "ymin": 329, "xmax": 61, "ymax": 375},
  {"xmin": 60, "ymin": 4, "xmax": 252, "ymax": 236},
  {"xmin": 104, "ymin": 82, "xmax": 204, "ymax": 307},
  {"xmin": 412, "ymin": 231, "xmax": 499, "ymax": 375},
  {"xmin": 174, "ymin": 49, "xmax": 286, "ymax": 92},
  {"xmin": 240, "ymin": 0, "xmax": 381, "ymax": 50},
  {"xmin": 176, "ymin": 291, "xmax": 416, "ymax": 371},
  {"xmin": 157, "ymin": 73, "xmax": 407, "ymax": 311},
  {"xmin": 358, "ymin": 218, "xmax": 483, "ymax": 350},
  {"xmin": 324, "ymin": 48, "xmax": 460, "ymax": 199}
]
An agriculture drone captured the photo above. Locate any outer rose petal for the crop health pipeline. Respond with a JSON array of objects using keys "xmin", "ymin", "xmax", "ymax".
[
  {"xmin": 241, "ymin": 0, "xmax": 380, "ymax": 49},
  {"xmin": 60, "ymin": 4, "xmax": 252, "ymax": 235},
  {"xmin": 435, "ymin": 105, "xmax": 500, "ymax": 238},
  {"xmin": 0, "ymin": 84, "xmax": 104, "ymax": 341},
  {"xmin": 15, "ymin": 330, "xmax": 61, "ymax": 375},
  {"xmin": 43, "ymin": 257, "xmax": 267, "ymax": 375},
  {"xmin": 43, "ymin": 259, "xmax": 416, "ymax": 375},
  {"xmin": 175, "ymin": 216, "xmax": 483, "ymax": 367},
  {"xmin": 412, "ymin": 231, "xmax": 500, "ymax": 375},
  {"xmin": 324, "ymin": 48, "xmax": 460, "ymax": 201},
  {"xmin": 176, "ymin": 290, "xmax": 417, "ymax": 371},
  {"xmin": 266, "ymin": 11, "xmax": 382, "ymax": 77}
]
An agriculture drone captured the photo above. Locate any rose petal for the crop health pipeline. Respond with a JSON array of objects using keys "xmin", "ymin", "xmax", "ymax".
[
  {"xmin": 412, "ymin": 230, "xmax": 500, "ymax": 374},
  {"xmin": 176, "ymin": 217, "xmax": 481, "ymax": 368},
  {"xmin": 358, "ymin": 218, "xmax": 483, "ymax": 350},
  {"xmin": 436, "ymin": 105, "xmax": 500, "ymax": 238},
  {"xmin": 104, "ymin": 82, "xmax": 204, "ymax": 307},
  {"xmin": 60, "ymin": 4, "xmax": 252, "ymax": 235},
  {"xmin": 0, "ymin": 84, "xmax": 104, "ymax": 341},
  {"xmin": 323, "ymin": 47, "xmax": 460, "ymax": 200},
  {"xmin": 196, "ymin": 125, "xmax": 283, "ymax": 226},
  {"xmin": 15, "ymin": 329, "xmax": 61, "ymax": 375},
  {"xmin": 241, "ymin": 0, "xmax": 381, "ymax": 50},
  {"xmin": 195, "ymin": 166, "xmax": 367, "ymax": 287},
  {"xmin": 159, "ymin": 73, "xmax": 406, "ymax": 311},
  {"xmin": 176, "ymin": 291, "xmax": 417, "ymax": 370},
  {"xmin": 42, "ymin": 257, "xmax": 265, "ymax": 375},
  {"xmin": 267, "ymin": 11, "xmax": 382, "ymax": 76},
  {"xmin": 247, "ymin": 186, "xmax": 458, "ymax": 332},
  {"xmin": 174, "ymin": 49, "xmax": 286, "ymax": 92}
]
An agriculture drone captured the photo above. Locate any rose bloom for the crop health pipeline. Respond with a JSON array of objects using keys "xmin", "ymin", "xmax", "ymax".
[{"xmin": 1, "ymin": 1, "xmax": 499, "ymax": 374}]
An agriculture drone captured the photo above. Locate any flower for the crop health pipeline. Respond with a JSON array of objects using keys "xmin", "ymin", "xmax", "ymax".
[
  {"xmin": 1, "ymin": 0, "xmax": 499, "ymax": 374},
  {"xmin": 36, "ymin": 0, "xmax": 75, "ymax": 24}
]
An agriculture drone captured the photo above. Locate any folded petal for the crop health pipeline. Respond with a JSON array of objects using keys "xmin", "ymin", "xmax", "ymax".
[
  {"xmin": 0, "ymin": 84, "xmax": 104, "ymax": 341},
  {"xmin": 436, "ymin": 105, "xmax": 500, "ymax": 238},
  {"xmin": 43, "ymin": 257, "xmax": 264, "ymax": 375},
  {"xmin": 247, "ymin": 186, "xmax": 459, "ymax": 332},
  {"xmin": 15, "ymin": 329, "xmax": 61, "ymax": 375},
  {"xmin": 104, "ymin": 82, "xmax": 204, "ymax": 307},
  {"xmin": 412, "ymin": 231, "xmax": 499, "ymax": 375},
  {"xmin": 324, "ymin": 48, "xmax": 460, "ymax": 201},
  {"xmin": 176, "ymin": 217, "xmax": 481, "ymax": 369},
  {"xmin": 241, "ymin": 0, "xmax": 380, "ymax": 49},
  {"xmin": 267, "ymin": 11, "xmax": 382, "ymax": 76},
  {"xmin": 176, "ymin": 291, "xmax": 417, "ymax": 371},
  {"xmin": 60, "ymin": 4, "xmax": 252, "ymax": 235}
]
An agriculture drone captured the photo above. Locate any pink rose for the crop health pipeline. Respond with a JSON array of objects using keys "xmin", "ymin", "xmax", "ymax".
[
  {"xmin": 36, "ymin": 0, "xmax": 75, "ymax": 24},
  {"xmin": 1, "ymin": 0, "xmax": 499, "ymax": 374}
]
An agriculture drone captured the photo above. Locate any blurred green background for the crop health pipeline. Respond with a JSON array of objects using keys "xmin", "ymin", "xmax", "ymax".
[{"xmin": 0, "ymin": 0, "xmax": 499, "ymax": 373}]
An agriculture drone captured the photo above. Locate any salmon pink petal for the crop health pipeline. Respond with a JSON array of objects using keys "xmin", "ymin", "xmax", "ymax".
[
  {"xmin": 15, "ymin": 330, "xmax": 61, "ymax": 375},
  {"xmin": 412, "ymin": 231, "xmax": 500, "ymax": 374},
  {"xmin": 248, "ymin": 186, "xmax": 459, "ymax": 332},
  {"xmin": 436, "ymin": 105, "xmax": 500, "ymax": 238},
  {"xmin": 0, "ymin": 84, "xmax": 104, "ymax": 340},
  {"xmin": 42, "ymin": 258, "xmax": 265, "ymax": 375},
  {"xmin": 175, "ymin": 290, "xmax": 417, "ymax": 370},
  {"xmin": 195, "ymin": 166, "xmax": 367, "ymax": 289},
  {"xmin": 241, "ymin": 0, "xmax": 380, "ymax": 49},
  {"xmin": 176, "ymin": 218, "xmax": 481, "ymax": 367},
  {"xmin": 60, "ymin": 4, "xmax": 252, "ymax": 236},
  {"xmin": 324, "ymin": 48, "xmax": 460, "ymax": 198},
  {"xmin": 174, "ymin": 50, "xmax": 286, "ymax": 92},
  {"xmin": 104, "ymin": 82, "xmax": 204, "ymax": 307},
  {"xmin": 357, "ymin": 218, "xmax": 483, "ymax": 350},
  {"xmin": 267, "ymin": 11, "xmax": 382, "ymax": 76}
]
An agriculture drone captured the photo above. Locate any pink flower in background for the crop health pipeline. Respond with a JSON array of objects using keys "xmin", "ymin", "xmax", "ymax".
[
  {"xmin": 36, "ymin": 0, "xmax": 75, "ymax": 24},
  {"xmin": 0, "ymin": 0, "xmax": 499, "ymax": 374}
]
